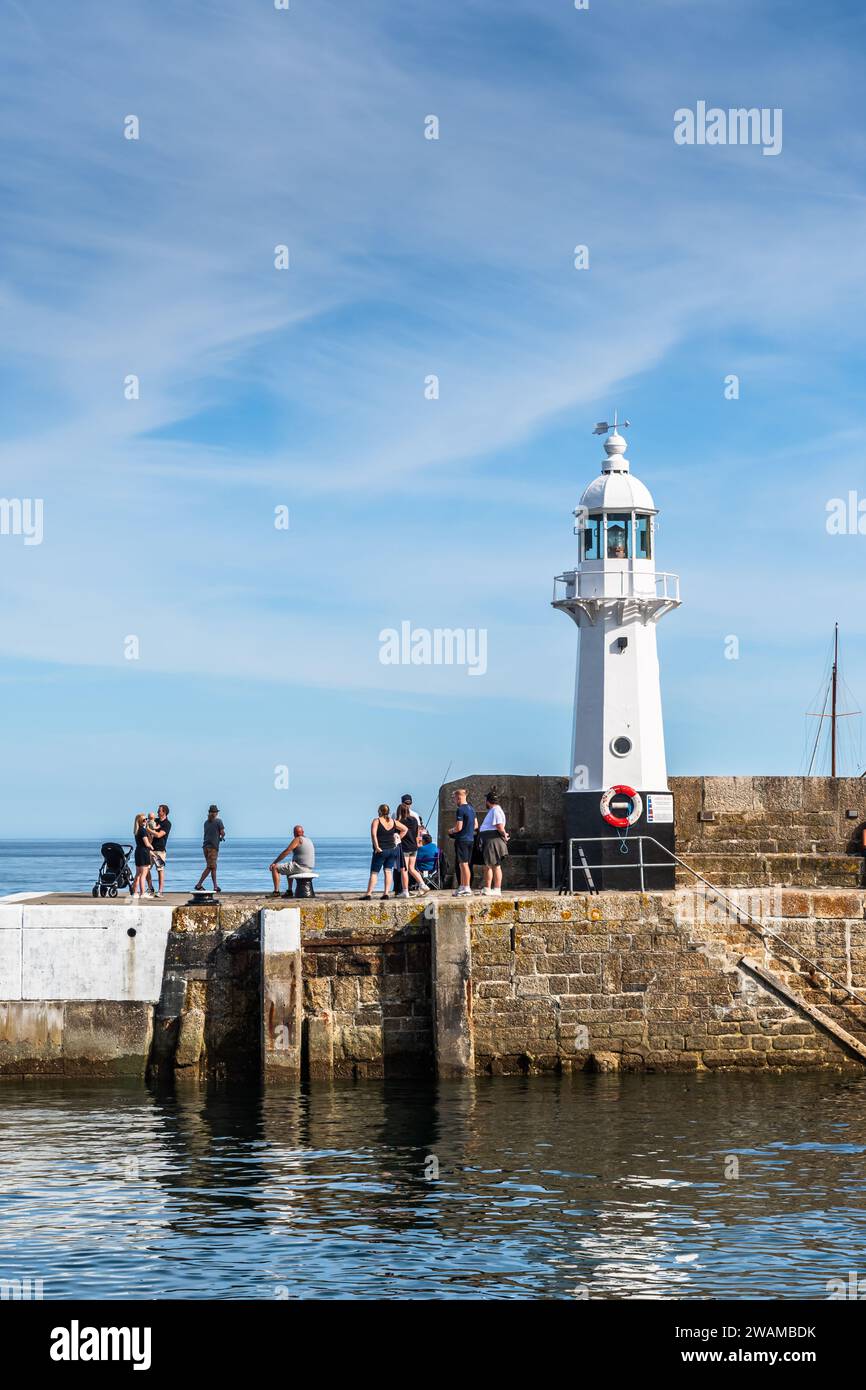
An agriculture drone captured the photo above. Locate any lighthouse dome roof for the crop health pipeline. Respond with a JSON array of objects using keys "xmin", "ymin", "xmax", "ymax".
[{"xmin": 579, "ymin": 470, "xmax": 656, "ymax": 513}]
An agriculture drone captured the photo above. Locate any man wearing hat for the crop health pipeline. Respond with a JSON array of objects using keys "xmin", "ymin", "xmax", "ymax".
[
  {"xmin": 398, "ymin": 794, "xmax": 421, "ymax": 834},
  {"xmin": 194, "ymin": 804, "xmax": 226, "ymax": 893}
]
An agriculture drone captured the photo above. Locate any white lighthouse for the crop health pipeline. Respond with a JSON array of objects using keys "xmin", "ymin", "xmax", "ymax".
[{"xmin": 552, "ymin": 416, "xmax": 680, "ymax": 888}]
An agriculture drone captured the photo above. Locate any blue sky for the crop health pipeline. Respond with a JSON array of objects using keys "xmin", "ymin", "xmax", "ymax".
[{"xmin": 1, "ymin": 0, "xmax": 866, "ymax": 837}]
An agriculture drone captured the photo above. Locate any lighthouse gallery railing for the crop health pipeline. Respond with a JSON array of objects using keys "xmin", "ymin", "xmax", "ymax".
[{"xmin": 552, "ymin": 570, "xmax": 680, "ymax": 604}]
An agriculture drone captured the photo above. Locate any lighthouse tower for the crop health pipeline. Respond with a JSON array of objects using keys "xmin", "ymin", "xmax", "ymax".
[{"xmin": 552, "ymin": 417, "xmax": 681, "ymax": 889}]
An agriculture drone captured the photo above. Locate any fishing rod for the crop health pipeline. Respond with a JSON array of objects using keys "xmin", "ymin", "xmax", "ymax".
[{"xmin": 423, "ymin": 760, "xmax": 452, "ymax": 836}]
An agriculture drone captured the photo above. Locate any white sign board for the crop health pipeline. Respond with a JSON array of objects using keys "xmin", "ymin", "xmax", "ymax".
[{"xmin": 646, "ymin": 794, "xmax": 674, "ymax": 825}]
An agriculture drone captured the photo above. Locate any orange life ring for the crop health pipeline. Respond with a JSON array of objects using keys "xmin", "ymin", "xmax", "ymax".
[{"xmin": 600, "ymin": 785, "xmax": 643, "ymax": 828}]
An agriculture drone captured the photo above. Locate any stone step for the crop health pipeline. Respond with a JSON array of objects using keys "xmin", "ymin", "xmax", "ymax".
[
  {"xmin": 676, "ymin": 852, "xmax": 861, "ymax": 889},
  {"xmin": 739, "ymin": 943, "xmax": 866, "ymax": 1046},
  {"xmin": 680, "ymin": 839, "xmax": 839, "ymax": 854},
  {"xmin": 740, "ymin": 957, "xmax": 866, "ymax": 1063}
]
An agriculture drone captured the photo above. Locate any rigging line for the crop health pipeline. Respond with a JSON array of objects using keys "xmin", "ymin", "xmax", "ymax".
[
  {"xmin": 806, "ymin": 677, "xmax": 830, "ymax": 776},
  {"xmin": 423, "ymin": 760, "xmax": 453, "ymax": 835},
  {"xmin": 839, "ymin": 673, "xmax": 862, "ymax": 715},
  {"xmin": 803, "ymin": 638, "xmax": 834, "ymax": 734}
]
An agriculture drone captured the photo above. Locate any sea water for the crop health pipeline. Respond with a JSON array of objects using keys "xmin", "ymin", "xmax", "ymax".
[
  {"xmin": 0, "ymin": 838, "xmax": 372, "ymax": 897},
  {"xmin": 0, "ymin": 1073, "xmax": 864, "ymax": 1299}
]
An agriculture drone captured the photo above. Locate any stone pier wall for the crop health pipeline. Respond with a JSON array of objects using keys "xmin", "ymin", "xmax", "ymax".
[
  {"xmin": 437, "ymin": 775, "xmax": 866, "ymax": 889},
  {"xmin": 2, "ymin": 886, "xmax": 866, "ymax": 1079},
  {"xmin": 467, "ymin": 889, "xmax": 866, "ymax": 1074},
  {"xmin": 298, "ymin": 900, "xmax": 433, "ymax": 1078}
]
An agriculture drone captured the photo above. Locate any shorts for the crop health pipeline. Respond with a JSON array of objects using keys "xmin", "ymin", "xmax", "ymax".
[
  {"xmin": 277, "ymin": 862, "xmax": 309, "ymax": 877},
  {"xmin": 370, "ymin": 848, "xmax": 399, "ymax": 873},
  {"xmin": 203, "ymin": 845, "xmax": 219, "ymax": 870},
  {"xmin": 455, "ymin": 839, "xmax": 474, "ymax": 865},
  {"xmin": 134, "ymin": 849, "xmax": 151, "ymax": 869},
  {"xmin": 481, "ymin": 832, "xmax": 508, "ymax": 866},
  {"xmin": 151, "ymin": 851, "xmax": 166, "ymax": 871}
]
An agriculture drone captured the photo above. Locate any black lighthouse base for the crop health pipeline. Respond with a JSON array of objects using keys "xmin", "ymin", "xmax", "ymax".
[{"xmin": 563, "ymin": 789, "xmax": 676, "ymax": 892}]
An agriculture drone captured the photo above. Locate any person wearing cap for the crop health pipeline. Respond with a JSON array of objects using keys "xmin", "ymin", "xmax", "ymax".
[
  {"xmin": 194, "ymin": 804, "xmax": 225, "ymax": 892},
  {"xmin": 398, "ymin": 794, "xmax": 420, "ymax": 831}
]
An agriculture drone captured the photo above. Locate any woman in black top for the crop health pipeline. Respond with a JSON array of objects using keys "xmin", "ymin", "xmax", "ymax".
[
  {"xmin": 132, "ymin": 812, "xmax": 154, "ymax": 898},
  {"xmin": 394, "ymin": 804, "xmax": 427, "ymax": 898},
  {"xmin": 361, "ymin": 804, "xmax": 408, "ymax": 900}
]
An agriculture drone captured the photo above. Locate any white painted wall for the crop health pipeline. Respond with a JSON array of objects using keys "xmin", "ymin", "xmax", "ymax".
[
  {"xmin": 0, "ymin": 903, "xmax": 173, "ymax": 1003},
  {"xmin": 261, "ymin": 907, "xmax": 301, "ymax": 954},
  {"xmin": 571, "ymin": 612, "xmax": 668, "ymax": 790}
]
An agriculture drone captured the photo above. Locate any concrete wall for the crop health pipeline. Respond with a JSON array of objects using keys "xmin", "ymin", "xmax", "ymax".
[
  {"xmin": 0, "ymin": 902, "xmax": 173, "ymax": 1002},
  {"xmin": 261, "ymin": 908, "xmax": 302, "ymax": 1080},
  {"xmin": 0, "ymin": 897, "xmax": 260, "ymax": 1080},
  {"xmin": 0, "ymin": 903, "xmax": 173, "ymax": 1078}
]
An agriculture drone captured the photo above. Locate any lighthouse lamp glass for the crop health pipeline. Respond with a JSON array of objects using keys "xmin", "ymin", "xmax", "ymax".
[
  {"xmin": 606, "ymin": 515, "xmax": 630, "ymax": 559},
  {"xmin": 635, "ymin": 514, "xmax": 652, "ymax": 559}
]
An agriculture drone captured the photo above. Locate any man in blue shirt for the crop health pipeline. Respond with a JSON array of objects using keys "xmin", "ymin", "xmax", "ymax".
[{"xmin": 448, "ymin": 788, "xmax": 477, "ymax": 897}]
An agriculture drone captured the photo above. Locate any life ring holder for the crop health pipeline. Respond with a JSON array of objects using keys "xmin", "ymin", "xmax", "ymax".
[{"xmin": 600, "ymin": 785, "xmax": 643, "ymax": 829}]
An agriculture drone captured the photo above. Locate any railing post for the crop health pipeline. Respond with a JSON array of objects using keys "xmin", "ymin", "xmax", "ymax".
[{"xmin": 638, "ymin": 836, "xmax": 645, "ymax": 892}]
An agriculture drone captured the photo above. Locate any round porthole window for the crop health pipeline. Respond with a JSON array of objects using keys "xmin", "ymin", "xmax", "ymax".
[{"xmin": 611, "ymin": 735, "xmax": 632, "ymax": 757}]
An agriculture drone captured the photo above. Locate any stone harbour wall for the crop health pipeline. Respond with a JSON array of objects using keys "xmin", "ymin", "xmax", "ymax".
[
  {"xmin": 467, "ymin": 889, "xmax": 866, "ymax": 1074},
  {"xmin": 296, "ymin": 900, "xmax": 433, "ymax": 1079},
  {"xmin": 2, "ymin": 884, "xmax": 866, "ymax": 1079},
  {"xmin": 438, "ymin": 775, "xmax": 866, "ymax": 889}
]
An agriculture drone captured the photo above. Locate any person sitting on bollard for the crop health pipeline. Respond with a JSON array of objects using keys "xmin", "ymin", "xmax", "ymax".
[{"xmin": 269, "ymin": 825, "xmax": 316, "ymax": 897}]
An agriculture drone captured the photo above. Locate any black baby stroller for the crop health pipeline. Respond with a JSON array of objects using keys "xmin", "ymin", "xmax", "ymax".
[{"xmin": 92, "ymin": 842, "xmax": 135, "ymax": 897}]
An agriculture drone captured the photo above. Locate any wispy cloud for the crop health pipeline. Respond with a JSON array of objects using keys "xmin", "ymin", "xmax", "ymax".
[{"xmin": 2, "ymin": 0, "xmax": 866, "ymax": 824}]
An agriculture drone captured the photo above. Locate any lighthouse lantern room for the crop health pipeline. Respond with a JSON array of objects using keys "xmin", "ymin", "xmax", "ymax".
[{"xmin": 552, "ymin": 417, "xmax": 681, "ymax": 889}]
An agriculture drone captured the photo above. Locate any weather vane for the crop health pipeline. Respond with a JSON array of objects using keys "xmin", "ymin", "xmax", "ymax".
[{"xmin": 592, "ymin": 410, "xmax": 630, "ymax": 436}]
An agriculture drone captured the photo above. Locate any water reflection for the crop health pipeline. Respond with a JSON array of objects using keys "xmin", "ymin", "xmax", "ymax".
[{"xmin": 0, "ymin": 1073, "xmax": 864, "ymax": 1299}]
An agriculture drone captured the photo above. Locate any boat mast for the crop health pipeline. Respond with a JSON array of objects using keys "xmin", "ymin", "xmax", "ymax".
[{"xmin": 806, "ymin": 624, "xmax": 860, "ymax": 776}]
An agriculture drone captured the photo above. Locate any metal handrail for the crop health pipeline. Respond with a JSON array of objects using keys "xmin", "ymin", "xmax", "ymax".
[{"xmin": 568, "ymin": 833, "xmax": 866, "ymax": 1010}]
